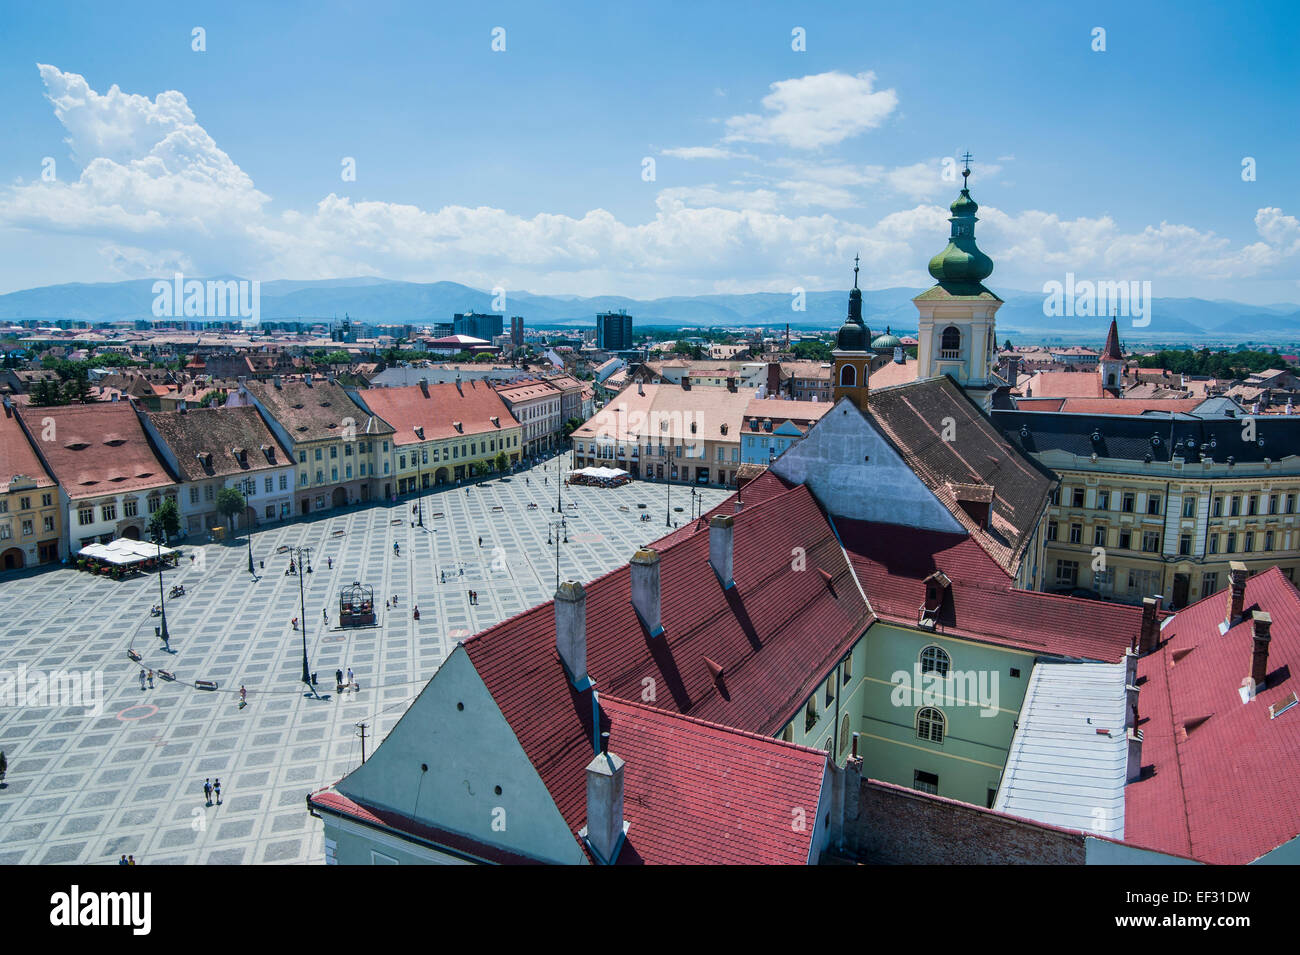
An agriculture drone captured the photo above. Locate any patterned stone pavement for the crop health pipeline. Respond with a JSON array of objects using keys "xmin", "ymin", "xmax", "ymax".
[{"xmin": 0, "ymin": 455, "xmax": 729, "ymax": 865}]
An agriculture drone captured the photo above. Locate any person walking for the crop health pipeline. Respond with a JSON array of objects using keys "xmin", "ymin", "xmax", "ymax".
[
  {"xmin": 335, "ymin": 668, "xmax": 344, "ymax": 693},
  {"xmin": 392, "ymin": 594, "xmax": 398, "ymax": 607},
  {"xmin": 327, "ymin": 556, "xmax": 333, "ymax": 569},
  {"xmin": 322, "ymin": 607, "xmax": 329, "ymax": 625},
  {"xmin": 347, "ymin": 667, "xmax": 354, "ymax": 689},
  {"xmin": 127, "ymin": 855, "xmax": 136, "ymax": 866},
  {"xmin": 413, "ymin": 605, "xmax": 420, "ymax": 620},
  {"xmin": 213, "ymin": 778, "xmax": 222, "ymax": 805},
  {"xmin": 147, "ymin": 669, "xmax": 154, "ymax": 689},
  {"xmin": 119, "ymin": 855, "xmax": 128, "ymax": 866},
  {"xmin": 203, "ymin": 778, "xmax": 213, "ymax": 806},
  {"xmin": 138, "ymin": 669, "xmax": 146, "ymax": 691},
  {"xmin": 478, "ymin": 535, "xmax": 482, "ymax": 547},
  {"xmin": 385, "ymin": 598, "xmax": 390, "ymax": 610},
  {"xmin": 440, "ymin": 570, "xmax": 445, "ymax": 583},
  {"xmin": 239, "ymin": 685, "xmax": 247, "ymax": 708},
  {"xmin": 291, "ymin": 616, "xmax": 298, "ymax": 631}
]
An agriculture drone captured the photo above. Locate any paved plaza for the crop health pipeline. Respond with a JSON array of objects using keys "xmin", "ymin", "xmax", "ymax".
[{"xmin": 0, "ymin": 456, "xmax": 730, "ymax": 865}]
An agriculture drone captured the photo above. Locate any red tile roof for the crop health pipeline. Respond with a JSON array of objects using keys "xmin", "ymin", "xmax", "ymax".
[
  {"xmin": 17, "ymin": 401, "xmax": 176, "ymax": 499},
  {"xmin": 1019, "ymin": 370, "xmax": 1104, "ymax": 399},
  {"xmin": 0, "ymin": 403, "xmax": 55, "ymax": 489},
  {"xmin": 462, "ymin": 482, "xmax": 871, "ymax": 857},
  {"xmin": 1125, "ymin": 567, "xmax": 1300, "ymax": 863},
  {"xmin": 598, "ymin": 698, "xmax": 827, "ymax": 864},
  {"xmin": 1054, "ymin": 398, "xmax": 1198, "ymax": 416},
  {"xmin": 357, "ymin": 381, "xmax": 519, "ymax": 446},
  {"xmin": 837, "ymin": 519, "xmax": 1142, "ymax": 662}
]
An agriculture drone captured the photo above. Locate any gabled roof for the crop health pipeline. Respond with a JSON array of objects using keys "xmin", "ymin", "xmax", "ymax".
[
  {"xmin": 461, "ymin": 483, "xmax": 871, "ymax": 856},
  {"xmin": 837, "ymin": 519, "xmax": 1141, "ymax": 662},
  {"xmin": 1125, "ymin": 567, "xmax": 1300, "ymax": 864},
  {"xmin": 0, "ymin": 403, "xmax": 55, "ymax": 489},
  {"xmin": 867, "ymin": 376, "xmax": 1057, "ymax": 575},
  {"xmin": 243, "ymin": 377, "xmax": 393, "ymax": 443},
  {"xmin": 17, "ymin": 401, "xmax": 176, "ymax": 499},
  {"xmin": 357, "ymin": 381, "xmax": 520, "ymax": 446},
  {"xmin": 145, "ymin": 406, "xmax": 293, "ymax": 480}
]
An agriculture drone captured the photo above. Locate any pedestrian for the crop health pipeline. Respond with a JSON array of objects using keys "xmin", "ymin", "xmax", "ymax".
[
  {"xmin": 322, "ymin": 607, "xmax": 328, "ymax": 624},
  {"xmin": 214, "ymin": 779, "xmax": 222, "ymax": 805},
  {"xmin": 128, "ymin": 855, "xmax": 136, "ymax": 866},
  {"xmin": 459, "ymin": 566, "xmax": 463, "ymax": 577},
  {"xmin": 203, "ymin": 778, "xmax": 213, "ymax": 806},
  {"xmin": 147, "ymin": 669, "xmax": 154, "ymax": 689},
  {"xmin": 291, "ymin": 616, "xmax": 298, "ymax": 631},
  {"xmin": 413, "ymin": 605, "xmax": 420, "ymax": 620},
  {"xmin": 335, "ymin": 668, "xmax": 344, "ymax": 692},
  {"xmin": 468, "ymin": 589, "xmax": 472, "ymax": 603},
  {"xmin": 440, "ymin": 570, "xmax": 445, "ymax": 583},
  {"xmin": 393, "ymin": 594, "xmax": 398, "ymax": 607},
  {"xmin": 119, "ymin": 855, "xmax": 128, "ymax": 866},
  {"xmin": 347, "ymin": 667, "xmax": 354, "ymax": 688},
  {"xmin": 327, "ymin": 557, "xmax": 333, "ymax": 569},
  {"xmin": 138, "ymin": 669, "xmax": 146, "ymax": 691},
  {"xmin": 239, "ymin": 684, "xmax": 247, "ymax": 707},
  {"xmin": 385, "ymin": 599, "xmax": 390, "ymax": 610}
]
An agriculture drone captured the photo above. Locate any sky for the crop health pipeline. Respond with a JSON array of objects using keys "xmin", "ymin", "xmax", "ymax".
[{"xmin": 0, "ymin": 0, "xmax": 1296, "ymax": 304}]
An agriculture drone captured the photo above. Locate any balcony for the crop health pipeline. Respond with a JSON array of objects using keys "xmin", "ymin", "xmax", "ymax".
[{"xmin": 940, "ymin": 349, "xmax": 961, "ymax": 360}]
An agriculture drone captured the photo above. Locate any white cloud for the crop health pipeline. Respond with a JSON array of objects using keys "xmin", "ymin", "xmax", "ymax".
[
  {"xmin": 723, "ymin": 71, "xmax": 898, "ymax": 149},
  {"xmin": 660, "ymin": 146, "xmax": 745, "ymax": 160},
  {"xmin": 1, "ymin": 66, "xmax": 1296, "ymax": 302}
]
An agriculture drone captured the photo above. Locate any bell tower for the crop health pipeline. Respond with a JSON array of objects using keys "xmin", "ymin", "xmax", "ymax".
[
  {"xmin": 913, "ymin": 154, "xmax": 1002, "ymax": 412},
  {"xmin": 1099, "ymin": 313, "xmax": 1124, "ymax": 396},
  {"xmin": 832, "ymin": 255, "xmax": 871, "ymax": 412}
]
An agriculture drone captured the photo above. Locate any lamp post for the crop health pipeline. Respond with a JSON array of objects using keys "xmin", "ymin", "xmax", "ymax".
[
  {"xmin": 155, "ymin": 533, "xmax": 170, "ymax": 646},
  {"xmin": 245, "ymin": 505, "xmax": 255, "ymax": 576},
  {"xmin": 290, "ymin": 545, "xmax": 314, "ymax": 692},
  {"xmin": 416, "ymin": 441, "xmax": 425, "ymax": 528},
  {"xmin": 665, "ymin": 447, "xmax": 672, "ymax": 527},
  {"xmin": 547, "ymin": 517, "xmax": 568, "ymax": 590}
]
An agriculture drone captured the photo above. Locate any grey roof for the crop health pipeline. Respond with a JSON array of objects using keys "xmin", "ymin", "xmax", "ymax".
[
  {"xmin": 993, "ymin": 661, "xmax": 1128, "ymax": 840},
  {"xmin": 994, "ymin": 408, "xmax": 1300, "ymax": 464}
]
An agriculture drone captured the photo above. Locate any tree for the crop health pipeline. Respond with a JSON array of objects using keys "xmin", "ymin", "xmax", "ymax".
[
  {"xmin": 791, "ymin": 339, "xmax": 833, "ymax": 363},
  {"xmin": 494, "ymin": 451, "xmax": 509, "ymax": 472},
  {"xmin": 474, "ymin": 352, "xmax": 496, "ymax": 363},
  {"xmin": 562, "ymin": 417, "xmax": 584, "ymax": 438},
  {"xmin": 215, "ymin": 487, "xmax": 247, "ymax": 531},
  {"xmin": 148, "ymin": 498, "xmax": 181, "ymax": 543}
]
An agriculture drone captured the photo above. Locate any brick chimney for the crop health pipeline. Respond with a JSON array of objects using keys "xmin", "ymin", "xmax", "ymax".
[
  {"xmin": 1126, "ymin": 728, "xmax": 1143, "ymax": 782},
  {"xmin": 554, "ymin": 580, "xmax": 590, "ymax": 688},
  {"xmin": 1249, "ymin": 610, "xmax": 1272, "ymax": 695},
  {"xmin": 583, "ymin": 747, "xmax": 627, "ymax": 864},
  {"xmin": 1139, "ymin": 597, "xmax": 1160, "ymax": 653},
  {"xmin": 709, "ymin": 514, "xmax": 735, "ymax": 590},
  {"xmin": 680, "ymin": 374, "xmax": 690, "ymax": 391},
  {"xmin": 629, "ymin": 549, "xmax": 663, "ymax": 637},
  {"xmin": 1224, "ymin": 561, "xmax": 1249, "ymax": 631}
]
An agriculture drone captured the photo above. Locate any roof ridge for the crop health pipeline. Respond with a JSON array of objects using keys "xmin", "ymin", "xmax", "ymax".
[{"xmin": 601, "ymin": 694, "xmax": 830, "ymax": 758}]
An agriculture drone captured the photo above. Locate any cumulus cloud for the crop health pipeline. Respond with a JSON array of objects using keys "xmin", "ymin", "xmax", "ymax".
[
  {"xmin": 0, "ymin": 66, "xmax": 1296, "ymax": 300},
  {"xmin": 723, "ymin": 71, "xmax": 898, "ymax": 149}
]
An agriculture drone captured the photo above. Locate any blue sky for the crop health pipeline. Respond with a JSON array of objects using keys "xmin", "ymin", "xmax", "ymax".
[{"xmin": 0, "ymin": 0, "xmax": 1296, "ymax": 303}]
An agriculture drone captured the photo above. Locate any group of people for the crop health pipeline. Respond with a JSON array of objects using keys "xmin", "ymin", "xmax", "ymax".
[
  {"xmin": 202, "ymin": 777, "xmax": 223, "ymax": 806},
  {"xmin": 334, "ymin": 667, "xmax": 358, "ymax": 693},
  {"xmin": 468, "ymin": 590, "xmax": 479, "ymax": 606},
  {"xmin": 138, "ymin": 668, "xmax": 155, "ymax": 690}
]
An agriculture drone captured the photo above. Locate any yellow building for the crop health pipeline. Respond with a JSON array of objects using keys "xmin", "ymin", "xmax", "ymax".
[
  {"xmin": 0, "ymin": 399, "xmax": 63, "ymax": 568},
  {"xmin": 997, "ymin": 406, "xmax": 1300, "ymax": 607}
]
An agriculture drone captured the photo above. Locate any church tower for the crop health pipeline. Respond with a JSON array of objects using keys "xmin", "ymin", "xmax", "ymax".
[
  {"xmin": 832, "ymin": 256, "xmax": 871, "ymax": 412},
  {"xmin": 913, "ymin": 155, "xmax": 1002, "ymax": 412},
  {"xmin": 1099, "ymin": 314, "xmax": 1124, "ymax": 396}
]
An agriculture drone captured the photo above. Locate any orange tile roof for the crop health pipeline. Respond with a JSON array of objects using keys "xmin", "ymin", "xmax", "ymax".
[{"xmin": 359, "ymin": 381, "xmax": 520, "ymax": 446}]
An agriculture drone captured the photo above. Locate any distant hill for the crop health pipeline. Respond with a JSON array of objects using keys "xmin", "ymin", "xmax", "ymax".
[{"xmin": 0, "ymin": 276, "xmax": 1296, "ymax": 345}]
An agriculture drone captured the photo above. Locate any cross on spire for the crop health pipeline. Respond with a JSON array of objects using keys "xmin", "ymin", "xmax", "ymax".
[
  {"xmin": 853, "ymin": 253, "xmax": 860, "ymax": 289},
  {"xmin": 960, "ymin": 151, "xmax": 973, "ymax": 188}
]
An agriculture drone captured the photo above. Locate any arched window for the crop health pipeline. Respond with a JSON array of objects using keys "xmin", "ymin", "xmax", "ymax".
[
  {"xmin": 920, "ymin": 645, "xmax": 950, "ymax": 677},
  {"xmin": 1107, "ymin": 372, "xmax": 1116, "ymax": 386},
  {"xmin": 940, "ymin": 326, "xmax": 961, "ymax": 359},
  {"xmin": 917, "ymin": 707, "xmax": 946, "ymax": 744},
  {"xmin": 839, "ymin": 714, "xmax": 852, "ymax": 754},
  {"xmin": 839, "ymin": 363, "xmax": 856, "ymax": 387}
]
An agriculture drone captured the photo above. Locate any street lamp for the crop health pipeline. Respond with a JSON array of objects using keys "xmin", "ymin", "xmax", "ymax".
[
  {"xmin": 290, "ymin": 545, "xmax": 314, "ymax": 692},
  {"xmin": 245, "ymin": 505, "xmax": 255, "ymax": 576},
  {"xmin": 548, "ymin": 517, "xmax": 567, "ymax": 590},
  {"xmin": 416, "ymin": 440, "xmax": 425, "ymax": 528},
  {"xmin": 155, "ymin": 532, "xmax": 170, "ymax": 648}
]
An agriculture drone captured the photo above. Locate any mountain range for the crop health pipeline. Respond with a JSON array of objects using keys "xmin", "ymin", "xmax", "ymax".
[{"xmin": 1, "ymin": 277, "xmax": 1298, "ymax": 345}]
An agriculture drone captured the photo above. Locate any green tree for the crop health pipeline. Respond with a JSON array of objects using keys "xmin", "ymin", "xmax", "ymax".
[
  {"xmin": 791, "ymin": 339, "xmax": 833, "ymax": 363},
  {"xmin": 148, "ymin": 498, "xmax": 181, "ymax": 543},
  {"xmin": 494, "ymin": 450, "xmax": 509, "ymax": 472},
  {"xmin": 215, "ymin": 486, "xmax": 247, "ymax": 532},
  {"xmin": 562, "ymin": 417, "xmax": 584, "ymax": 438},
  {"xmin": 62, "ymin": 373, "xmax": 91, "ymax": 404}
]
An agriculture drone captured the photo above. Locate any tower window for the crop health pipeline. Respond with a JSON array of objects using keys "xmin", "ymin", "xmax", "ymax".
[
  {"xmin": 839, "ymin": 364, "xmax": 856, "ymax": 387},
  {"xmin": 940, "ymin": 326, "xmax": 961, "ymax": 359}
]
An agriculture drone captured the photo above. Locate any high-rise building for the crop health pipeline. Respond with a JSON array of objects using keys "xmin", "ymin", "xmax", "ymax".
[
  {"xmin": 596, "ymin": 310, "xmax": 633, "ymax": 351},
  {"xmin": 510, "ymin": 316, "xmax": 524, "ymax": 347},
  {"xmin": 453, "ymin": 312, "xmax": 504, "ymax": 341}
]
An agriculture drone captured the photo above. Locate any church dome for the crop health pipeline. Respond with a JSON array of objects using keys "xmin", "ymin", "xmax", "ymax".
[
  {"xmin": 871, "ymin": 327, "xmax": 903, "ymax": 352},
  {"xmin": 837, "ymin": 316, "xmax": 869, "ymax": 352},
  {"xmin": 928, "ymin": 187, "xmax": 994, "ymax": 290}
]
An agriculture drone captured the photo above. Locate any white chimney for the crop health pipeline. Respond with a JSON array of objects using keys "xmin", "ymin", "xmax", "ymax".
[
  {"xmin": 1125, "ymin": 684, "xmax": 1139, "ymax": 729},
  {"xmin": 582, "ymin": 747, "xmax": 627, "ymax": 864},
  {"xmin": 709, "ymin": 514, "xmax": 735, "ymax": 589},
  {"xmin": 630, "ymin": 549, "xmax": 663, "ymax": 637},
  {"xmin": 1126, "ymin": 728, "xmax": 1143, "ymax": 783},
  {"xmin": 554, "ymin": 580, "xmax": 590, "ymax": 688}
]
